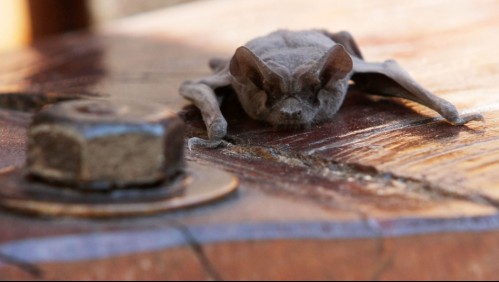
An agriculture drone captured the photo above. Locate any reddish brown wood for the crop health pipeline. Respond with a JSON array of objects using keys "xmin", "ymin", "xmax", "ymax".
[
  {"xmin": 2, "ymin": 231, "xmax": 499, "ymax": 280},
  {"xmin": 1, "ymin": 0, "xmax": 499, "ymax": 280},
  {"xmin": 1, "ymin": 247, "xmax": 209, "ymax": 280}
]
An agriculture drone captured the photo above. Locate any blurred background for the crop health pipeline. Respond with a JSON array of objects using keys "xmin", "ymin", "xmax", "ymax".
[{"xmin": 0, "ymin": 0, "xmax": 193, "ymax": 52}]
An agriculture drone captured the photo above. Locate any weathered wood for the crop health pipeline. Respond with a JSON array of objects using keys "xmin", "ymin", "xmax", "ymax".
[
  {"xmin": 3, "ymin": 230, "xmax": 499, "ymax": 280},
  {"xmin": 1, "ymin": 0, "xmax": 499, "ymax": 280}
]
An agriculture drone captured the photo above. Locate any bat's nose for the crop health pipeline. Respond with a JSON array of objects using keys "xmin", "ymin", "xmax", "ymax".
[
  {"xmin": 280, "ymin": 98, "xmax": 302, "ymax": 119},
  {"xmin": 280, "ymin": 108, "xmax": 302, "ymax": 119}
]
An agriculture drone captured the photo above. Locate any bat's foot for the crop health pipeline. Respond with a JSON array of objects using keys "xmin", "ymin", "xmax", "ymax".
[
  {"xmin": 187, "ymin": 137, "xmax": 227, "ymax": 150},
  {"xmin": 449, "ymin": 113, "xmax": 485, "ymax": 126},
  {"xmin": 207, "ymin": 118, "xmax": 228, "ymax": 140}
]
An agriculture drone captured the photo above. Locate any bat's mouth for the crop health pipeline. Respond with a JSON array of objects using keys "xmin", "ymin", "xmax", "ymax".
[
  {"xmin": 269, "ymin": 97, "xmax": 316, "ymax": 127},
  {"xmin": 274, "ymin": 122, "xmax": 310, "ymax": 130},
  {"xmin": 271, "ymin": 115, "xmax": 311, "ymax": 129}
]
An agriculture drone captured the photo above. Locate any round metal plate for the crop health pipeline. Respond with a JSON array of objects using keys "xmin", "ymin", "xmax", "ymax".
[{"xmin": 0, "ymin": 162, "xmax": 238, "ymax": 218}]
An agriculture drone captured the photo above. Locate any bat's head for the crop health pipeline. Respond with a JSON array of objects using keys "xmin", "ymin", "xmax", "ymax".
[{"xmin": 230, "ymin": 45, "xmax": 352, "ymax": 128}]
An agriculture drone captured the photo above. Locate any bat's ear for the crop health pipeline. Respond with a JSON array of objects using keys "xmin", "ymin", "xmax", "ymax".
[
  {"xmin": 314, "ymin": 44, "xmax": 353, "ymax": 84},
  {"xmin": 230, "ymin": 46, "xmax": 283, "ymax": 89}
]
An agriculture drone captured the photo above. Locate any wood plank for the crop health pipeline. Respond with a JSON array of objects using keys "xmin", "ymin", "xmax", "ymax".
[
  {"xmin": 106, "ymin": 0, "xmax": 499, "ymax": 218},
  {"xmin": 1, "ymin": 0, "xmax": 499, "ymax": 279},
  {"xmin": 3, "ymin": 229, "xmax": 499, "ymax": 280}
]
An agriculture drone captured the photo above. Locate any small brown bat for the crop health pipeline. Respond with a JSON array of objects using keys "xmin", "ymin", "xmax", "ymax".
[{"xmin": 180, "ymin": 30, "xmax": 483, "ymax": 148}]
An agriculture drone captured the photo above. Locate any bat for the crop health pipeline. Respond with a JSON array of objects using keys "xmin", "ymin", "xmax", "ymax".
[{"xmin": 180, "ymin": 30, "xmax": 483, "ymax": 149}]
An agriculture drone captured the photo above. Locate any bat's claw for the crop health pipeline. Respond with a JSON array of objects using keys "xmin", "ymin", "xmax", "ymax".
[
  {"xmin": 450, "ymin": 113, "xmax": 485, "ymax": 126},
  {"xmin": 187, "ymin": 137, "xmax": 227, "ymax": 150}
]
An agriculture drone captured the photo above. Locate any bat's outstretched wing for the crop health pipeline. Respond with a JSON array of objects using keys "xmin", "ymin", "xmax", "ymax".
[
  {"xmin": 321, "ymin": 30, "xmax": 364, "ymax": 59},
  {"xmin": 322, "ymin": 30, "xmax": 482, "ymax": 125},
  {"xmin": 350, "ymin": 58, "xmax": 483, "ymax": 125}
]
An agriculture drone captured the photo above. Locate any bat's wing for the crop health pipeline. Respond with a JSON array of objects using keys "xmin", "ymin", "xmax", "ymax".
[
  {"xmin": 209, "ymin": 57, "xmax": 231, "ymax": 72},
  {"xmin": 350, "ymin": 57, "xmax": 483, "ymax": 125},
  {"xmin": 321, "ymin": 30, "xmax": 364, "ymax": 59}
]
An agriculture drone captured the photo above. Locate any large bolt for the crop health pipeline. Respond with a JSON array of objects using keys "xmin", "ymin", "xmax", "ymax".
[{"xmin": 27, "ymin": 99, "xmax": 184, "ymax": 190}]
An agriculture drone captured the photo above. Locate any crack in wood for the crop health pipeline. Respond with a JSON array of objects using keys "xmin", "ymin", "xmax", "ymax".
[
  {"xmin": 168, "ymin": 219, "xmax": 224, "ymax": 281},
  {"xmin": 193, "ymin": 142, "xmax": 499, "ymax": 213},
  {"xmin": 370, "ymin": 256, "xmax": 394, "ymax": 281}
]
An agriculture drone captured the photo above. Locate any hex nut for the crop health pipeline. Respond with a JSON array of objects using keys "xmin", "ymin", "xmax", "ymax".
[{"xmin": 27, "ymin": 99, "xmax": 184, "ymax": 190}]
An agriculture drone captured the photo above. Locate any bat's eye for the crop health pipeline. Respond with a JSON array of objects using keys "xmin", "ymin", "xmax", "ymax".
[
  {"xmin": 310, "ymin": 84, "xmax": 321, "ymax": 94},
  {"xmin": 265, "ymin": 91, "xmax": 276, "ymax": 105},
  {"xmin": 265, "ymin": 88, "xmax": 284, "ymax": 107},
  {"xmin": 301, "ymin": 86, "xmax": 320, "ymax": 104}
]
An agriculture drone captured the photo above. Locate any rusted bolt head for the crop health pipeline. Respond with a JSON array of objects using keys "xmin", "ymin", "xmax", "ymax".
[{"xmin": 27, "ymin": 99, "xmax": 184, "ymax": 190}]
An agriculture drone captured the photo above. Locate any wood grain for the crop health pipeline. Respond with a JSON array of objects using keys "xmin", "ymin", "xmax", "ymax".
[{"xmin": 1, "ymin": 0, "xmax": 499, "ymax": 279}]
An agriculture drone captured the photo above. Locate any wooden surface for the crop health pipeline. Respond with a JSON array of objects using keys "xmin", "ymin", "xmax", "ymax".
[{"xmin": 1, "ymin": 0, "xmax": 499, "ymax": 280}]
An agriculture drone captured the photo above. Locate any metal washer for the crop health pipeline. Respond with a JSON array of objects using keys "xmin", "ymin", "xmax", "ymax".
[{"xmin": 0, "ymin": 162, "xmax": 238, "ymax": 218}]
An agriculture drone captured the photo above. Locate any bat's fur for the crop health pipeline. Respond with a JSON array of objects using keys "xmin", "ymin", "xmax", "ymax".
[{"xmin": 180, "ymin": 30, "xmax": 483, "ymax": 148}]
